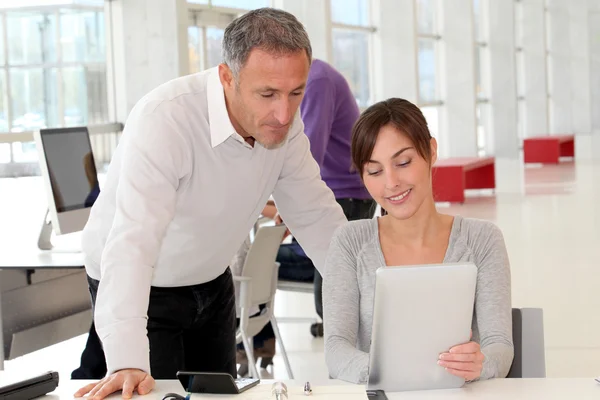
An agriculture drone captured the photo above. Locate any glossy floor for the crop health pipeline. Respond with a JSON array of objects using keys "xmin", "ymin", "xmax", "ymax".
[{"xmin": 1, "ymin": 135, "xmax": 599, "ymax": 382}]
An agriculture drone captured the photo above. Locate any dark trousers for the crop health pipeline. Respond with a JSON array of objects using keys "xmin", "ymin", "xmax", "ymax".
[{"xmin": 72, "ymin": 268, "xmax": 237, "ymax": 380}]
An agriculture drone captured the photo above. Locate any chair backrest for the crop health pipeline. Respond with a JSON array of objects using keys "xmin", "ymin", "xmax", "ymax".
[
  {"xmin": 241, "ymin": 224, "xmax": 288, "ymax": 306},
  {"xmin": 507, "ymin": 308, "xmax": 546, "ymax": 378}
]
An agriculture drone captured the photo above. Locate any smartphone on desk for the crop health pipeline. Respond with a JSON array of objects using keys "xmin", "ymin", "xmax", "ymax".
[
  {"xmin": 366, "ymin": 389, "xmax": 388, "ymax": 400},
  {"xmin": 176, "ymin": 371, "xmax": 259, "ymax": 394},
  {"xmin": 0, "ymin": 371, "xmax": 59, "ymax": 400}
]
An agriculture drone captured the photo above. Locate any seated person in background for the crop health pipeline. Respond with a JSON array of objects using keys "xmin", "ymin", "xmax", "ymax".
[
  {"xmin": 235, "ymin": 59, "xmax": 376, "ymax": 375},
  {"xmin": 276, "ymin": 59, "xmax": 375, "ymax": 302},
  {"xmin": 323, "ymin": 98, "xmax": 514, "ymax": 384}
]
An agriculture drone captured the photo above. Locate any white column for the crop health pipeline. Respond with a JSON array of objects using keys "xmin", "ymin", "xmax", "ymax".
[
  {"xmin": 371, "ymin": 0, "xmax": 418, "ymax": 103},
  {"xmin": 546, "ymin": 0, "xmax": 572, "ymax": 134},
  {"xmin": 273, "ymin": 0, "xmax": 330, "ymax": 61},
  {"xmin": 521, "ymin": 0, "xmax": 549, "ymax": 137},
  {"xmin": 569, "ymin": 0, "xmax": 592, "ymax": 135},
  {"xmin": 488, "ymin": 0, "xmax": 519, "ymax": 158},
  {"xmin": 439, "ymin": 0, "xmax": 478, "ymax": 157},
  {"xmin": 105, "ymin": 0, "xmax": 190, "ymax": 121},
  {"xmin": 589, "ymin": 4, "xmax": 600, "ymax": 135}
]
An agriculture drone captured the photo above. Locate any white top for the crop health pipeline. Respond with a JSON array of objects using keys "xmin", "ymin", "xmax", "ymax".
[
  {"xmin": 323, "ymin": 217, "xmax": 513, "ymax": 383},
  {"xmin": 80, "ymin": 67, "xmax": 346, "ymax": 375}
]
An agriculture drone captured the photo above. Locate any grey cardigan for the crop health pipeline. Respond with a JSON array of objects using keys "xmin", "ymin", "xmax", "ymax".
[{"xmin": 322, "ymin": 216, "xmax": 514, "ymax": 384}]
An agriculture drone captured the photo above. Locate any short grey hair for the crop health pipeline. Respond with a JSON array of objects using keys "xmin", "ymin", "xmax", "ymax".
[{"xmin": 222, "ymin": 8, "xmax": 312, "ymax": 79}]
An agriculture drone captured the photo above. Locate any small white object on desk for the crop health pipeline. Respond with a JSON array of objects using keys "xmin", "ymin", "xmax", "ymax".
[
  {"xmin": 304, "ymin": 381, "xmax": 313, "ymax": 396},
  {"xmin": 272, "ymin": 381, "xmax": 288, "ymax": 399}
]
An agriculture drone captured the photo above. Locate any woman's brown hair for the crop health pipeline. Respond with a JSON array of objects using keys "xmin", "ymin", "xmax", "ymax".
[{"xmin": 351, "ymin": 98, "xmax": 433, "ymax": 175}]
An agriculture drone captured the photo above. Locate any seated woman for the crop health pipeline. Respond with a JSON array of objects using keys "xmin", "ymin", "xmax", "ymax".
[{"xmin": 323, "ymin": 98, "xmax": 513, "ymax": 384}]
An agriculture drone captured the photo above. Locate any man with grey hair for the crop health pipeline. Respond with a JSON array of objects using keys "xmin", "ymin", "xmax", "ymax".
[{"xmin": 74, "ymin": 7, "xmax": 346, "ymax": 400}]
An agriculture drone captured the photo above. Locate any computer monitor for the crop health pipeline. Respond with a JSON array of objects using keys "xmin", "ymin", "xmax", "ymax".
[{"xmin": 34, "ymin": 127, "xmax": 100, "ymax": 250}]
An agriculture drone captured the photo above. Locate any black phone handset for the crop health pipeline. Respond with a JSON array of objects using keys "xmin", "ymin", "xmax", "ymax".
[
  {"xmin": 162, "ymin": 393, "xmax": 190, "ymax": 400},
  {"xmin": 176, "ymin": 371, "xmax": 260, "ymax": 394}
]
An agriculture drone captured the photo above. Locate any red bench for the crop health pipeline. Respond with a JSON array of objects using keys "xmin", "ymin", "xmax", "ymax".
[
  {"xmin": 432, "ymin": 157, "xmax": 495, "ymax": 203},
  {"xmin": 523, "ymin": 134, "xmax": 575, "ymax": 164}
]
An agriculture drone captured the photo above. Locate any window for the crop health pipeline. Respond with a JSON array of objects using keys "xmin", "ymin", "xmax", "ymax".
[
  {"xmin": 544, "ymin": 1, "xmax": 554, "ymax": 132},
  {"xmin": 514, "ymin": 0, "xmax": 526, "ymax": 140},
  {"xmin": 330, "ymin": 0, "xmax": 370, "ymax": 26},
  {"xmin": 421, "ymin": 106, "xmax": 440, "ymax": 141},
  {"xmin": 330, "ymin": 0, "xmax": 374, "ymax": 108},
  {"xmin": 187, "ymin": 1, "xmax": 272, "ymax": 74},
  {"xmin": 473, "ymin": 0, "xmax": 490, "ymax": 155},
  {"xmin": 418, "ymin": 38, "xmax": 437, "ymax": 104},
  {"xmin": 188, "ymin": 25, "xmax": 226, "ymax": 73},
  {"xmin": 332, "ymin": 29, "xmax": 371, "ymax": 108},
  {"xmin": 0, "ymin": 2, "xmax": 108, "ymax": 177},
  {"xmin": 188, "ymin": 0, "xmax": 270, "ymax": 8},
  {"xmin": 416, "ymin": 0, "xmax": 442, "ymax": 153},
  {"xmin": 0, "ymin": 144, "xmax": 9, "ymax": 163},
  {"xmin": 475, "ymin": 103, "xmax": 490, "ymax": 156},
  {"xmin": 416, "ymin": 0, "xmax": 441, "ymax": 105},
  {"xmin": 417, "ymin": 0, "xmax": 437, "ymax": 34}
]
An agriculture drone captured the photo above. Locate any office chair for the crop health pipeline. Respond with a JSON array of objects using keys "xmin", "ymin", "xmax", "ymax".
[
  {"xmin": 507, "ymin": 307, "xmax": 546, "ymax": 378},
  {"xmin": 234, "ymin": 224, "xmax": 294, "ymax": 379}
]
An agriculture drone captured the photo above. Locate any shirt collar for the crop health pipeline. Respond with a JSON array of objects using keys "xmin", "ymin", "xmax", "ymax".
[{"xmin": 207, "ymin": 67, "xmax": 238, "ymax": 148}]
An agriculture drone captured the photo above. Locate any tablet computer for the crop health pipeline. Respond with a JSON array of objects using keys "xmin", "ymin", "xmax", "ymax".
[{"xmin": 367, "ymin": 263, "xmax": 477, "ymax": 392}]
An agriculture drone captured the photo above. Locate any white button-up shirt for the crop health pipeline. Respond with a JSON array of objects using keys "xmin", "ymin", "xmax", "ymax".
[{"xmin": 81, "ymin": 67, "xmax": 347, "ymax": 375}]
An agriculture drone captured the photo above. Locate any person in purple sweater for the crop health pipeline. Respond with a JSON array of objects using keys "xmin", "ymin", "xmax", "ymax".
[
  {"xmin": 236, "ymin": 59, "xmax": 376, "ymax": 375},
  {"xmin": 278, "ymin": 58, "xmax": 375, "ymax": 309}
]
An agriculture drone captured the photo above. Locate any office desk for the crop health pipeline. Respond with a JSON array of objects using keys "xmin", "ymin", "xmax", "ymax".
[
  {"xmin": 35, "ymin": 378, "xmax": 600, "ymax": 399},
  {"xmin": 0, "ymin": 250, "xmax": 89, "ymax": 370},
  {"xmin": 0, "ymin": 251, "xmax": 85, "ymax": 269}
]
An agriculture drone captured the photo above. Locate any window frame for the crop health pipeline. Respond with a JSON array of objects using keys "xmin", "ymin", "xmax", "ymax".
[
  {"xmin": 416, "ymin": 0, "xmax": 443, "ymax": 107},
  {"xmin": 328, "ymin": 0, "xmax": 376, "ymax": 109},
  {"xmin": 415, "ymin": 0, "xmax": 444, "ymax": 156},
  {"xmin": 0, "ymin": 3, "xmax": 108, "ymax": 175},
  {"xmin": 187, "ymin": 7, "xmax": 237, "ymax": 74},
  {"xmin": 473, "ymin": 0, "xmax": 490, "ymax": 155}
]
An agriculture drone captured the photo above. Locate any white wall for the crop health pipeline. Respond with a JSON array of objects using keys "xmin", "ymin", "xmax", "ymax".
[
  {"xmin": 488, "ymin": 0, "xmax": 518, "ymax": 158},
  {"xmin": 439, "ymin": 0, "xmax": 478, "ymax": 157},
  {"xmin": 521, "ymin": 0, "xmax": 549, "ymax": 137},
  {"xmin": 546, "ymin": 0, "xmax": 573, "ymax": 134},
  {"xmin": 105, "ymin": 0, "xmax": 189, "ymax": 122},
  {"xmin": 371, "ymin": 0, "xmax": 418, "ymax": 103},
  {"xmin": 569, "ymin": 0, "xmax": 592, "ymax": 135}
]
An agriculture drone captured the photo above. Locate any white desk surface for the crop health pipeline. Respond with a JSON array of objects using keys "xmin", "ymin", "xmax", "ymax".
[
  {"xmin": 0, "ymin": 218, "xmax": 84, "ymax": 269},
  {"xmin": 26, "ymin": 378, "xmax": 600, "ymax": 400},
  {"xmin": 0, "ymin": 249, "xmax": 84, "ymax": 269}
]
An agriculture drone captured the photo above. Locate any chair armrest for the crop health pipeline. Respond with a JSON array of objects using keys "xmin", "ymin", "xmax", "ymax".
[{"xmin": 234, "ymin": 276, "xmax": 253, "ymax": 324}]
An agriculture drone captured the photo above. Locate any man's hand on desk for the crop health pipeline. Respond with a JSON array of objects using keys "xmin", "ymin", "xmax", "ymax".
[{"xmin": 74, "ymin": 369, "xmax": 155, "ymax": 400}]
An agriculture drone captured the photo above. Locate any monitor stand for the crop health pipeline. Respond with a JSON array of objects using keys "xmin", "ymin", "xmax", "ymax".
[
  {"xmin": 38, "ymin": 210, "xmax": 54, "ymax": 251},
  {"xmin": 37, "ymin": 210, "xmax": 83, "ymax": 253}
]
